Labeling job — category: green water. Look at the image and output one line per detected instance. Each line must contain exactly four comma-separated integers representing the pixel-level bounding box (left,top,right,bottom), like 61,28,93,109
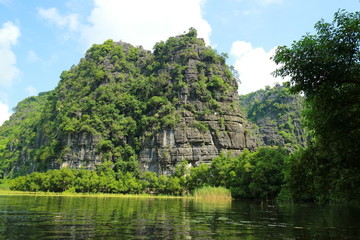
0,195,359,239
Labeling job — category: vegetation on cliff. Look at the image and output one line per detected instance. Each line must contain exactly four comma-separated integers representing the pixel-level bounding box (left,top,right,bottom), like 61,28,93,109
0,92,51,177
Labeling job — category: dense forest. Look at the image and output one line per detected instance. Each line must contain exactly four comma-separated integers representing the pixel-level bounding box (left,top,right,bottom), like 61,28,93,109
1,10,359,203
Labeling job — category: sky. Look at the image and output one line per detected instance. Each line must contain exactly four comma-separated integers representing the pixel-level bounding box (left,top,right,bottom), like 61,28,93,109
0,0,359,125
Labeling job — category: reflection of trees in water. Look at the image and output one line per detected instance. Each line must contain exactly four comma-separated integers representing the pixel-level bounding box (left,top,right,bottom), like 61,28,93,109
0,196,235,239
1,196,360,239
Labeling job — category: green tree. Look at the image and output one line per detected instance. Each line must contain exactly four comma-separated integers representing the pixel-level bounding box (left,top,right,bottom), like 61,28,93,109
273,10,360,202
140,171,159,193
186,164,209,192
167,177,184,196
247,147,287,199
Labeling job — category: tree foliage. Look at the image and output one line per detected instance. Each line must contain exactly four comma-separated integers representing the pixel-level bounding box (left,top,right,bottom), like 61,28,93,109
273,10,360,202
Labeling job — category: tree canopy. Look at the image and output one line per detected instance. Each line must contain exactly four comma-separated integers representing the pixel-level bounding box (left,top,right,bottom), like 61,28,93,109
273,10,359,163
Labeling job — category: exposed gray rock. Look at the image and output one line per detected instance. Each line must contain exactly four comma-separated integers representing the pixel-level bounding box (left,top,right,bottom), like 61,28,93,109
60,132,102,169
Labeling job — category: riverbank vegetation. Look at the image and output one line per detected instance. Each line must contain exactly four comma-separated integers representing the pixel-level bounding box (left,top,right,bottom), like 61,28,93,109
8,146,288,200
0,189,184,199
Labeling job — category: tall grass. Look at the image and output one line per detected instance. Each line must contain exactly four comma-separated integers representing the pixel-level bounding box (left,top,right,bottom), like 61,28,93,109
193,186,232,199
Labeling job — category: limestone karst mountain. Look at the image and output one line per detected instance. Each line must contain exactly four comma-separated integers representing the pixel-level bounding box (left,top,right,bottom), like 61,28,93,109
0,29,258,177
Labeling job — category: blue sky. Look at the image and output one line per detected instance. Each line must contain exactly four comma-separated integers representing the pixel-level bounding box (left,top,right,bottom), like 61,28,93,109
0,0,359,125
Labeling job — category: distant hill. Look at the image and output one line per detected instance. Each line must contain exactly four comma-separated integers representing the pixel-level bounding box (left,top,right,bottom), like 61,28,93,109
240,83,307,151
0,91,51,177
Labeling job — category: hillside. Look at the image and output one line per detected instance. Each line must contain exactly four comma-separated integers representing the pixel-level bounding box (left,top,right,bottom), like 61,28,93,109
0,29,257,178
240,83,307,151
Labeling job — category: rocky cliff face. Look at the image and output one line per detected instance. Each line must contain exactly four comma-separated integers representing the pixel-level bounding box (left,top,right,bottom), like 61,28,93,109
140,108,256,175
60,132,102,169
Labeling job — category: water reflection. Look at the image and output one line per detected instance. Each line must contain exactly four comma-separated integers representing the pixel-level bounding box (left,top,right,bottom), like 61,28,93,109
0,195,359,239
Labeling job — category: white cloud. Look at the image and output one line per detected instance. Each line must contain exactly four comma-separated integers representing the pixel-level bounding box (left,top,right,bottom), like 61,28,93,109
37,1,211,50
231,41,285,95
26,86,37,96
81,0,211,50
38,7,80,31
0,101,11,126
0,21,20,87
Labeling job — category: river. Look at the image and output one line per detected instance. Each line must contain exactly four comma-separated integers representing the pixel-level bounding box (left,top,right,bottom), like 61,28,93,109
0,195,359,239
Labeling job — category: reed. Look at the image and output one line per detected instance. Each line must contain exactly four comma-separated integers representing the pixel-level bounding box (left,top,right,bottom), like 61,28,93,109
193,186,232,199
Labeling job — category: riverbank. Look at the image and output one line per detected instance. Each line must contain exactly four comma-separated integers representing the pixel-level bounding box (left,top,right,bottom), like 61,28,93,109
0,189,188,199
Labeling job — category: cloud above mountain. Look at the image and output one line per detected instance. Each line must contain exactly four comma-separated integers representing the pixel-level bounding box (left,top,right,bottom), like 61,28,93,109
38,0,211,50
231,40,284,94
